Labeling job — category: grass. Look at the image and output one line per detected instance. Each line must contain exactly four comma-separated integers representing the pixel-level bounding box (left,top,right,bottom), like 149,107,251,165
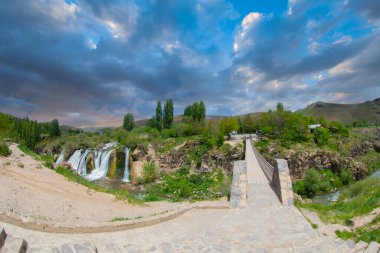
296,177,380,225
144,167,231,202
109,210,170,222
55,166,143,205
356,150,380,174
18,144,55,169
336,215,380,243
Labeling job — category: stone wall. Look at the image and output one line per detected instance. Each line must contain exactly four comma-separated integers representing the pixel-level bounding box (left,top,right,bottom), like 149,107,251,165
230,160,248,208
272,159,294,206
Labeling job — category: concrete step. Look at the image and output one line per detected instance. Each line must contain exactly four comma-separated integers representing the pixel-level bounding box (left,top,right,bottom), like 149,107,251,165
364,241,380,253
353,241,369,252
0,234,27,253
30,243,98,253
0,227,6,249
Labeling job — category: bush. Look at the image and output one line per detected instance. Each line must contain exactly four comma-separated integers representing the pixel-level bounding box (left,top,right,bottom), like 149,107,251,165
142,161,158,183
145,168,230,202
304,168,321,197
313,127,330,146
340,168,353,185
293,180,306,196
0,141,11,157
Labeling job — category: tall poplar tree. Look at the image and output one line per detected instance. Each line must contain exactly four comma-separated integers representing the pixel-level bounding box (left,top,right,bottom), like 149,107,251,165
163,99,174,129
155,101,163,131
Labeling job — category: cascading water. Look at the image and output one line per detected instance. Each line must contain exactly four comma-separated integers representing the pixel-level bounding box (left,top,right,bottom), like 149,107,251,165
66,142,130,181
85,149,113,181
122,147,130,182
55,151,65,166
78,149,91,175
67,150,82,172
67,149,90,175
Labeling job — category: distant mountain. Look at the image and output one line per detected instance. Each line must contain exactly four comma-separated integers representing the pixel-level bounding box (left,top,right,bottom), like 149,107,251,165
297,98,380,124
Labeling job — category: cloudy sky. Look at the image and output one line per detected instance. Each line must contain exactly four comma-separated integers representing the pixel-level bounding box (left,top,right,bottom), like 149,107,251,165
0,0,379,127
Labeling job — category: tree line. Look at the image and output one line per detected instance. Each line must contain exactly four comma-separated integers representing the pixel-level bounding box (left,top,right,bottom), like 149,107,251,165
0,113,61,149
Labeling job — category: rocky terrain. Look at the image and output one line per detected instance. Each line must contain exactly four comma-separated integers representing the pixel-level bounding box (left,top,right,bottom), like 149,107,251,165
260,128,380,180
131,140,244,179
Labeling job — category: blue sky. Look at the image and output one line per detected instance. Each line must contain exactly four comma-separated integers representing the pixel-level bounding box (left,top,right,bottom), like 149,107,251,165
0,0,379,127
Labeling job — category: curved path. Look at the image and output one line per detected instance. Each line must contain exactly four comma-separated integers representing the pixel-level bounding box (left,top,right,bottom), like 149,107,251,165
0,141,368,252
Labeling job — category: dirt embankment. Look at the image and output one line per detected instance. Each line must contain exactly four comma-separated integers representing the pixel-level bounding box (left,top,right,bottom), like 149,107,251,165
0,144,228,231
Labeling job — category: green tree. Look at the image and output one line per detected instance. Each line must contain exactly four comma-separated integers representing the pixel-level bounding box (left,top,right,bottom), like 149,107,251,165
123,113,135,131
163,99,174,129
219,117,239,135
192,101,199,121
199,101,206,120
276,102,284,112
183,101,206,122
50,118,60,138
155,101,163,131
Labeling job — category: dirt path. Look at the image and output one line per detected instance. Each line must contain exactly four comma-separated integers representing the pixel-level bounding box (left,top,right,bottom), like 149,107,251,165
0,144,227,231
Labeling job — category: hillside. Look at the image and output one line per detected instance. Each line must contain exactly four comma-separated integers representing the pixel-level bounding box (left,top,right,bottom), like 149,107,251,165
297,98,380,124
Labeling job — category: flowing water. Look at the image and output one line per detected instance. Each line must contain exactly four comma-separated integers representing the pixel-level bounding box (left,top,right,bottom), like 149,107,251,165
55,151,65,166
66,142,119,181
85,148,114,181
122,147,130,182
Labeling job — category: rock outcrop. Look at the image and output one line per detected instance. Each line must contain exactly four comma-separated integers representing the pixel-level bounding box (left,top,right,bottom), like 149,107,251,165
131,141,244,177
282,149,367,180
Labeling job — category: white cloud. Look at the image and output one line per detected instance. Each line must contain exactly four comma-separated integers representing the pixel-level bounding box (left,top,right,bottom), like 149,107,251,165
234,12,263,52
329,60,354,75
333,35,353,45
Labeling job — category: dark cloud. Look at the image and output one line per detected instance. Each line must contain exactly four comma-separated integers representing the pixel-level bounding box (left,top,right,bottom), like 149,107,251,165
0,0,379,126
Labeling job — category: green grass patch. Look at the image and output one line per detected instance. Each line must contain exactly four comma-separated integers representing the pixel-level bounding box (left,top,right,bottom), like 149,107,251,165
356,150,380,174
336,215,380,243
144,167,231,202
55,166,143,205
296,177,380,224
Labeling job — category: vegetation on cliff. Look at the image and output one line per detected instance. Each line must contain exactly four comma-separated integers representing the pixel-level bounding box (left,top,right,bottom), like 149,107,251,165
0,140,11,157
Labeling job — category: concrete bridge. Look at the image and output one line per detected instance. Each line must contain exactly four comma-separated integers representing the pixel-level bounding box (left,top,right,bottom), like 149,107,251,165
0,138,379,252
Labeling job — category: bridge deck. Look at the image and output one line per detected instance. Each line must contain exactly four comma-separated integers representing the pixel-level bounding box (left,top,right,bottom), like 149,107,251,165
245,139,269,184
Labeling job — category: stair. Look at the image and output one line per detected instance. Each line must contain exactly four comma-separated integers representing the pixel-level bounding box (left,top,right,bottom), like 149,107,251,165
0,227,27,253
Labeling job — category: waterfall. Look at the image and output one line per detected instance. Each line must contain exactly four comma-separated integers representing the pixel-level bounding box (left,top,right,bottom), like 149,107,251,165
65,142,125,181
85,149,113,181
78,149,91,175
85,142,117,181
55,151,65,166
67,149,90,175
67,150,83,172
122,147,130,182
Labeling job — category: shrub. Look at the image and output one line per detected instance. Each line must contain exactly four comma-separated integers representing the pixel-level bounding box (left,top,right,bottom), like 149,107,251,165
321,170,342,189
142,161,158,183
304,168,321,197
313,127,330,146
0,141,11,157
145,168,230,202
319,180,332,193
293,180,306,196
340,168,353,185
178,166,190,175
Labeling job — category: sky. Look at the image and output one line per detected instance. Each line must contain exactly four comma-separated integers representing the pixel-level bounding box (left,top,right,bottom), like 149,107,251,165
0,0,379,127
